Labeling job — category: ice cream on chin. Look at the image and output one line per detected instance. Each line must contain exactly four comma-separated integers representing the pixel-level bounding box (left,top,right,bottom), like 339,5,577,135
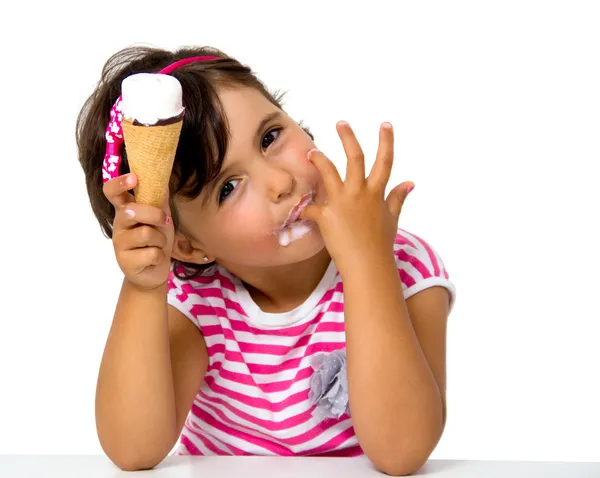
120,73,184,207
278,220,315,246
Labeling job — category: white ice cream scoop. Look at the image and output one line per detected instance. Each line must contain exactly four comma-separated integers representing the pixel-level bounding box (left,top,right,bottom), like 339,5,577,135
121,73,184,126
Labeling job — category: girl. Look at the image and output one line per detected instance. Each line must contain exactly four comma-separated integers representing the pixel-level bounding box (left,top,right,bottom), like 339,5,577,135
76,45,456,475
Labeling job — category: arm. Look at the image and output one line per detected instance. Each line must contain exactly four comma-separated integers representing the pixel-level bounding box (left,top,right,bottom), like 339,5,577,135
343,254,449,476
95,278,208,471
298,121,450,475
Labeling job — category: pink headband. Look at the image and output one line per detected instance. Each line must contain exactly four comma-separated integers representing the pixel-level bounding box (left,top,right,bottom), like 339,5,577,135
102,56,219,184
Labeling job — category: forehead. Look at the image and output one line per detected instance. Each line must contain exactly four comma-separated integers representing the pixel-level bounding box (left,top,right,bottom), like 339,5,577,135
218,86,278,134
216,87,283,168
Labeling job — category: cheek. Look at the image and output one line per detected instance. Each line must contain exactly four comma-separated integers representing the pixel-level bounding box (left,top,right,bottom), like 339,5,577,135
218,218,280,259
281,129,315,163
221,196,273,238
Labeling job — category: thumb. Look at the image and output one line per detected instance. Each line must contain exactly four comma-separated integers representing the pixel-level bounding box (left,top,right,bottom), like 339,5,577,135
299,204,321,223
387,182,414,220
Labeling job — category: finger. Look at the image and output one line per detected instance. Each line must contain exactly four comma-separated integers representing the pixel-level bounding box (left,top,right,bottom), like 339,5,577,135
114,202,171,231
162,190,172,217
308,149,343,195
387,182,414,220
122,246,167,269
299,204,321,223
336,121,365,188
368,122,395,191
117,225,168,251
103,173,137,208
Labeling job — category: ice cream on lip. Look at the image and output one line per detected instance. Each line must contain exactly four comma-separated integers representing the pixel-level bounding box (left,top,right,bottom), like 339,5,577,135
276,190,317,247
281,192,315,230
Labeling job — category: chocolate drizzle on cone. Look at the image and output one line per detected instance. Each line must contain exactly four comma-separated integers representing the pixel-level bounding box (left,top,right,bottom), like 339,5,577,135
131,111,185,127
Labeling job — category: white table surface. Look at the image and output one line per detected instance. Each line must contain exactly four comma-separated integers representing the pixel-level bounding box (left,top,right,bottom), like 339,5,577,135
0,455,599,477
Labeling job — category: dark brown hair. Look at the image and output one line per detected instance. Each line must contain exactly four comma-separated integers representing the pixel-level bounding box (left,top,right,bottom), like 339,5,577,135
76,45,313,280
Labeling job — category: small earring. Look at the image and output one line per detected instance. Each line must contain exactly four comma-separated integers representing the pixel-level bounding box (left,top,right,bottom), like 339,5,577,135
203,256,209,262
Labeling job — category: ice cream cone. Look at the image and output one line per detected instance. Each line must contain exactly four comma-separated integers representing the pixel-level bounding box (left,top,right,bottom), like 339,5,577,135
122,117,182,208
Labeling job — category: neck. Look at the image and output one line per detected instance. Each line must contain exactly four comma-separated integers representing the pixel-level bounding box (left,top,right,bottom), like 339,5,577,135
224,247,332,313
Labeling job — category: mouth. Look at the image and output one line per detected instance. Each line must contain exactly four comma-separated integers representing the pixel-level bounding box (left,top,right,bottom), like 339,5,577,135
281,192,314,229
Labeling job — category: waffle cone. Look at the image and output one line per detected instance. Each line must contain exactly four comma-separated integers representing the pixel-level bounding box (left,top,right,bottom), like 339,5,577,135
122,118,183,208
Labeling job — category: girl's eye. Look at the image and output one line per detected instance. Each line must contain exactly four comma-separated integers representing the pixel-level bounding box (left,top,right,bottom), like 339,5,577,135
217,128,281,205
218,178,240,204
262,128,281,150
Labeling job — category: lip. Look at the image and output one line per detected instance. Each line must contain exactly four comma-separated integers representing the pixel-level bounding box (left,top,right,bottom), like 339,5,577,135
282,192,314,229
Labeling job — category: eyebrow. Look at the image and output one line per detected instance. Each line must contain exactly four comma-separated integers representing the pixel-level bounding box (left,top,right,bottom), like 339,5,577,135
201,110,283,206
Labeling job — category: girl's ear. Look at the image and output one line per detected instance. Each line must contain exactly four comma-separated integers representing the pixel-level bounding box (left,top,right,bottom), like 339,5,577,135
171,231,211,264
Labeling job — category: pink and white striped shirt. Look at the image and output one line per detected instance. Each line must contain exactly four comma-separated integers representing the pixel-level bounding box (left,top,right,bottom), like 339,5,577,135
166,228,456,457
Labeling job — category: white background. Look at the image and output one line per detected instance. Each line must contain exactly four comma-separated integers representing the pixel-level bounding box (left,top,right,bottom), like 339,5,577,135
0,0,598,462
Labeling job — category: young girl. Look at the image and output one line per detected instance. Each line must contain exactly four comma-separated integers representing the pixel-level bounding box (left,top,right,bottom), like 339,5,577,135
76,45,456,475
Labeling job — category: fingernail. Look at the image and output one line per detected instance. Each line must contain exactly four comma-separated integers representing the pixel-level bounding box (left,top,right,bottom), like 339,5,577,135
127,174,135,185
166,215,172,225
125,209,135,218
337,120,348,127
407,184,415,194
383,122,393,130
308,148,319,160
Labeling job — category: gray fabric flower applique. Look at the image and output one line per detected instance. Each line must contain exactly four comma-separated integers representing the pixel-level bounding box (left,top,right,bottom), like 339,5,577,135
308,349,350,420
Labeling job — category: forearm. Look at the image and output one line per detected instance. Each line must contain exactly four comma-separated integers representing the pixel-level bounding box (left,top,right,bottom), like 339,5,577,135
342,255,444,475
96,278,177,469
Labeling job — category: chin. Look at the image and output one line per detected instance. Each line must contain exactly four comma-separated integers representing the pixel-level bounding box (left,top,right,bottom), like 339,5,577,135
277,223,326,262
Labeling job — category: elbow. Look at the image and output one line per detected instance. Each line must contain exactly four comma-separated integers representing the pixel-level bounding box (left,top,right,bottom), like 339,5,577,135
105,445,170,472
96,420,177,471
99,432,173,472
112,455,165,472
374,455,428,476
369,425,444,476
366,438,433,476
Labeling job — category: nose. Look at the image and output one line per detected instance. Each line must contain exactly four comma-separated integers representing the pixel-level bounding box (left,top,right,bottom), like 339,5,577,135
264,164,295,202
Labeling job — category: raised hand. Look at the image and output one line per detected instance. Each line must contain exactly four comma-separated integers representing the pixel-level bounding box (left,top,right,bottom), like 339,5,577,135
300,121,414,275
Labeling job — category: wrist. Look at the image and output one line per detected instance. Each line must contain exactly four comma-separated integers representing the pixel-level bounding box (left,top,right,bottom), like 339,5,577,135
123,277,169,296
335,249,396,278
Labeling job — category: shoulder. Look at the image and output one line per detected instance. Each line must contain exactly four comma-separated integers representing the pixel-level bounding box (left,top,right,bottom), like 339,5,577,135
167,261,225,298
393,228,457,313
167,262,233,328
